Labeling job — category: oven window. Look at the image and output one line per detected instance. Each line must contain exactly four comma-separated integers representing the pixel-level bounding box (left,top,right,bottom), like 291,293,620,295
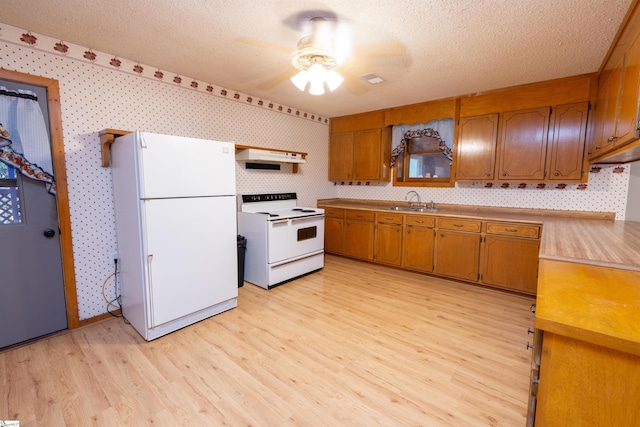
297,226,317,241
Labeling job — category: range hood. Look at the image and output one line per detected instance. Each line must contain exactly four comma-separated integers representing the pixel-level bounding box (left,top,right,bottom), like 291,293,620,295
235,148,306,164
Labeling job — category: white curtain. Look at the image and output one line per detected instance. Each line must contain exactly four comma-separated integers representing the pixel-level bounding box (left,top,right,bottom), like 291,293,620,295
391,118,455,167
0,86,53,175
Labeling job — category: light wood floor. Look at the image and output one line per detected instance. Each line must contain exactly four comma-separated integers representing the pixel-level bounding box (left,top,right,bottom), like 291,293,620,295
1,255,535,426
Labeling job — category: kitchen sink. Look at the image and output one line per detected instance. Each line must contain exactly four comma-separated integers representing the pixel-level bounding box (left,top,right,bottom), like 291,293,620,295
387,205,414,211
387,205,441,213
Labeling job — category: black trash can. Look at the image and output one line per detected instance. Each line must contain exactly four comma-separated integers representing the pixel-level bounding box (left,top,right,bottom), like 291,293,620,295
237,235,247,287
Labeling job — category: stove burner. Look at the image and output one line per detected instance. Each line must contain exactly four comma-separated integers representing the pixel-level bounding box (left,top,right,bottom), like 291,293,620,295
257,212,279,217
291,208,303,211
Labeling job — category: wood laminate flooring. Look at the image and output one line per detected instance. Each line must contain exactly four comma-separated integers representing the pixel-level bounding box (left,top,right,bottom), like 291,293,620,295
1,255,535,426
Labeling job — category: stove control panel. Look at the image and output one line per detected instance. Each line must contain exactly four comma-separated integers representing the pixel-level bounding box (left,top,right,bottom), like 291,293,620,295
242,193,297,203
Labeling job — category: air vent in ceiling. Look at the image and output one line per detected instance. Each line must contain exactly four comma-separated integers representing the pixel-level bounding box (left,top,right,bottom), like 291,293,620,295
359,73,386,84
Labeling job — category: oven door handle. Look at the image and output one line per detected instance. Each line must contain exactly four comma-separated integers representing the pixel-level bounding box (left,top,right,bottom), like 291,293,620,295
270,219,290,225
291,215,324,224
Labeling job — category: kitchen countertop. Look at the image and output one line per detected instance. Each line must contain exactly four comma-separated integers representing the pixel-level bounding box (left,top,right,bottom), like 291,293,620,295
536,259,640,356
317,198,640,271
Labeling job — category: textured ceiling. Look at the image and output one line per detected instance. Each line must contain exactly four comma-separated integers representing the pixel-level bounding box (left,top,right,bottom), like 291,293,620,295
0,0,634,118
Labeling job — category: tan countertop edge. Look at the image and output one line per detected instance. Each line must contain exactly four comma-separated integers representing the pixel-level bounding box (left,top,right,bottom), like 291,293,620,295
535,259,640,356
316,198,615,221
538,253,640,273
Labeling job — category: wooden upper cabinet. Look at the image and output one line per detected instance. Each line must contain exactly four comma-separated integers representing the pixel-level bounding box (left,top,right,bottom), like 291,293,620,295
596,57,624,156
329,111,390,182
353,128,382,180
329,132,354,180
497,107,551,180
547,102,589,181
456,113,499,180
615,28,640,149
589,10,640,163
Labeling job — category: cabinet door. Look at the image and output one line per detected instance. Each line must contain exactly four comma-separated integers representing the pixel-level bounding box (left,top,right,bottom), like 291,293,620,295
615,30,640,148
329,132,354,180
535,332,640,426
456,113,499,180
344,220,375,260
375,223,403,266
434,230,481,281
353,128,382,180
482,235,540,294
603,58,624,153
547,102,588,181
498,107,550,180
324,217,344,254
402,226,434,272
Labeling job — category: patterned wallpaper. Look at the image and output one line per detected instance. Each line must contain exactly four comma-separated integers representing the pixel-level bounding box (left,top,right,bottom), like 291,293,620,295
0,23,333,320
335,163,631,217
0,22,633,321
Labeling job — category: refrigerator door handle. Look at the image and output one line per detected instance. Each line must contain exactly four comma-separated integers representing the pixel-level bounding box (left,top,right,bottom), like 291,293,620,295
146,253,155,328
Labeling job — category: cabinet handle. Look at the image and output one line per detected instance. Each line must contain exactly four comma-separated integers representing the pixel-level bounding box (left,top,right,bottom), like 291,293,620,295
527,342,534,350
502,172,507,176
528,328,534,335
530,303,536,313
608,136,615,143
505,228,518,232
554,171,560,176
453,224,464,227
486,172,491,176
416,220,424,224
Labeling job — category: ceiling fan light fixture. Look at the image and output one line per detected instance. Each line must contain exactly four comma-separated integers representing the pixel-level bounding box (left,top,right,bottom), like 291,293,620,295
325,69,344,91
308,79,325,96
290,70,309,91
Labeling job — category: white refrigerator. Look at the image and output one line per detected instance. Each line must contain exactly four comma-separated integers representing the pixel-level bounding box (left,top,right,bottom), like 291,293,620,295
111,131,238,341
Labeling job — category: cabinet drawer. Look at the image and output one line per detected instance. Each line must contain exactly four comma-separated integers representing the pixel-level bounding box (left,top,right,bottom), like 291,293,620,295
376,212,403,224
345,210,375,222
486,222,540,238
405,215,435,228
437,218,481,233
324,207,344,219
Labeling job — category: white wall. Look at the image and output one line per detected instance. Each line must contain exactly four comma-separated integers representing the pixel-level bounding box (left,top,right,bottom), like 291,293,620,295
1,22,633,320
626,161,640,221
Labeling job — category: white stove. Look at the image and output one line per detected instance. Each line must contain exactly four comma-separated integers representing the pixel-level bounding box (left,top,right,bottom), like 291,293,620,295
237,193,324,289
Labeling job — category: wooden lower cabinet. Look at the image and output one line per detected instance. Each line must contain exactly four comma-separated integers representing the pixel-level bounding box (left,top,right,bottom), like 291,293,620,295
325,217,344,254
324,208,345,254
344,210,375,260
482,235,540,294
534,332,640,426
374,213,403,266
434,230,481,281
402,215,435,272
323,207,542,295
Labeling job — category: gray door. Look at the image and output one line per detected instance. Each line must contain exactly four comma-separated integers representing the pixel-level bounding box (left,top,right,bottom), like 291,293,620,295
0,81,67,348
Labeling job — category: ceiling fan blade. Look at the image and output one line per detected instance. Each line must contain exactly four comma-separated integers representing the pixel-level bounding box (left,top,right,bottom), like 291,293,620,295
234,37,291,54
354,39,407,58
340,69,370,96
256,68,297,90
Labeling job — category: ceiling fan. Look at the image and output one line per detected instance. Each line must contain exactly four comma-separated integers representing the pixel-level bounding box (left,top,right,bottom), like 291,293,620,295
236,10,407,96
289,17,349,95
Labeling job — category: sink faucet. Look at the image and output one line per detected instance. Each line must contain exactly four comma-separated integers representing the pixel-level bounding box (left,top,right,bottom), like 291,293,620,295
405,190,421,207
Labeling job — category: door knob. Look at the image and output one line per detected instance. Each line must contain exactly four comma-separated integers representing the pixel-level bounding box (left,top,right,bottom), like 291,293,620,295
43,228,56,238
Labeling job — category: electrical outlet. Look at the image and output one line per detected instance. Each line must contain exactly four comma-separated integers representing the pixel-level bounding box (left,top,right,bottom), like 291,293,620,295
112,251,119,261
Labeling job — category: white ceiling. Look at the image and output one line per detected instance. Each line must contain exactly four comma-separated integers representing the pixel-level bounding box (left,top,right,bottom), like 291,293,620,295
0,0,633,118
